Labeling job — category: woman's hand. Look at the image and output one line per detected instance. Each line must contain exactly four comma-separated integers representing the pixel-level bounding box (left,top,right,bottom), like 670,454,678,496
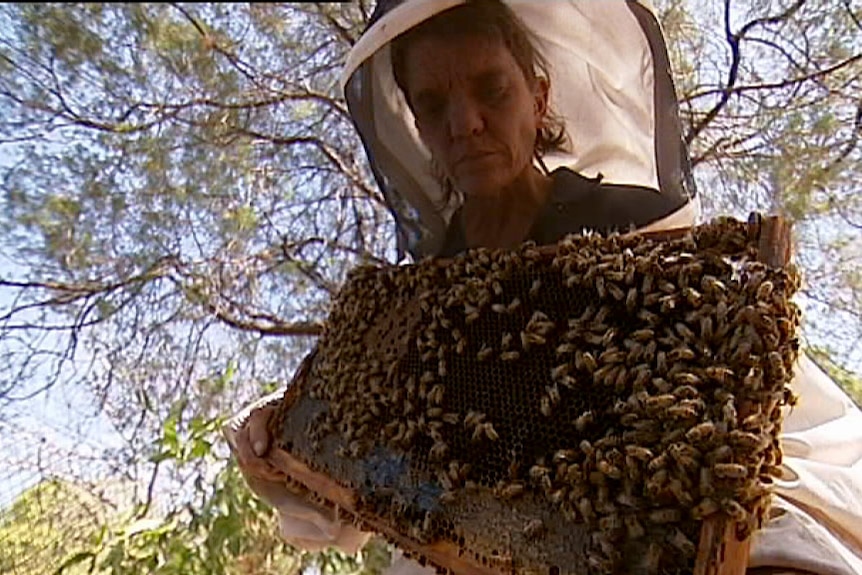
233,404,285,484
229,401,372,553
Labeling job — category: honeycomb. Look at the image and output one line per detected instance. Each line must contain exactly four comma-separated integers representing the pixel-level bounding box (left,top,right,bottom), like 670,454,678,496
273,215,801,575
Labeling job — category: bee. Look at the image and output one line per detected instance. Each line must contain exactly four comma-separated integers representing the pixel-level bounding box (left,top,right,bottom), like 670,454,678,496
551,364,570,382
523,518,545,540
556,342,576,356
607,282,626,301
529,279,542,299
647,452,670,474
501,332,513,349
668,345,696,362
761,463,785,479
637,308,661,326
631,328,655,343
742,411,770,431
631,366,652,391
477,344,494,362
722,498,748,522
599,348,626,364
756,280,774,301
546,383,561,405
641,274,655,295
426,407,443,419
593,363,618,386
651,377,672,393
464,410,485,428
672,372,703,387
499,481,526,500
597,460,623,480
669,478,694,506
704,365,733,385
599,513,622,534
447,460,463,483
624,445,653,463
686,421,716,444
767,350,787,379
564,463,583,484
501,350,520,362
483,422,499,441
721,399,738,427
645,394,677,414
439,490,457,505
577,497,596,522
577,350,598,373
437,359,447,378
648,507,681,524
553,449,578,464
655,350,668,374
729,429,766,453
705,444,733,465
672,384,699,400
595,275,607,299
667,527,696,557
643,339,658,362
521,331,546,349
549,487,568,506
420,370,436,385
691,496,720,519
714,462,748,479
427,384,445,406
540,395,552,417
668,442,700,469
507,297,521,313
660,294,679,314
683,286,703,308
529,464,551,484
429,441,448,461
574,410,594,432
580,439,595,457
625,287,639,312
675,322,696,342
701,275,727,296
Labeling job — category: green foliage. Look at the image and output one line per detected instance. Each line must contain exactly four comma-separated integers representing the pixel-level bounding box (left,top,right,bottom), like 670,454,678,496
0,479,104,575
808,347,862,407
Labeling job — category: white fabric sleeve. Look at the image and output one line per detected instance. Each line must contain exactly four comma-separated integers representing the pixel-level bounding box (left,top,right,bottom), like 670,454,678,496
749,353,862,574
224,390,373,554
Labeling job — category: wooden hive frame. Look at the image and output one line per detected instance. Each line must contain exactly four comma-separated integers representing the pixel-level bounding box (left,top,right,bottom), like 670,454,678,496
263,214,794,575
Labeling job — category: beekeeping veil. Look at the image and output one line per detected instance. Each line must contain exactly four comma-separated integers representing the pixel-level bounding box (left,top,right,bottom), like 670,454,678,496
341,0,699,259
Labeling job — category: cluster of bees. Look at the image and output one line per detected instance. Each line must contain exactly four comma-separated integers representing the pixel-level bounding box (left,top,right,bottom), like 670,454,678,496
284,216,801,575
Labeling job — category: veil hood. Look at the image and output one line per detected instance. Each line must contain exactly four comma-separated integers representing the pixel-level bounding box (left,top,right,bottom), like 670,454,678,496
341,0,699,258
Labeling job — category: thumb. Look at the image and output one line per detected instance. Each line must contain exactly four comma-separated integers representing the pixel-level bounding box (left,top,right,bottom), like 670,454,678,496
249,407,275,456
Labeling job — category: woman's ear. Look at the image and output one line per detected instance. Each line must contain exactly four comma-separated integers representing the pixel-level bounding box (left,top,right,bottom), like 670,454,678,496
533,76,550,123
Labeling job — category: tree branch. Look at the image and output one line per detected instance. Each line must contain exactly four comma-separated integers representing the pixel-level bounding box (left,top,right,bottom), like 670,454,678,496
685,0,808,144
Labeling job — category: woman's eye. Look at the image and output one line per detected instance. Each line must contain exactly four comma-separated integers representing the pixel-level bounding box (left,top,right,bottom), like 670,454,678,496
481,83,507,104
414,96,446,120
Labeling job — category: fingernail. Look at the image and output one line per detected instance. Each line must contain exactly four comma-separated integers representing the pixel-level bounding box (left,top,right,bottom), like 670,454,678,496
253,440,266,456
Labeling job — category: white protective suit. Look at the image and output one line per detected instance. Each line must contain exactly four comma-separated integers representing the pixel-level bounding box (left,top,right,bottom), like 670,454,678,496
226,1,862,573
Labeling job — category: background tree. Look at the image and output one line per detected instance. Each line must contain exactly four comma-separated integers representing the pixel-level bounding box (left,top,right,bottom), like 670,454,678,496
0,1,859,573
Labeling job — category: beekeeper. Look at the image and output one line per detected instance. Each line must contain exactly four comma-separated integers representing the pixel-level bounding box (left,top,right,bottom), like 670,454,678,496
227,2,862,573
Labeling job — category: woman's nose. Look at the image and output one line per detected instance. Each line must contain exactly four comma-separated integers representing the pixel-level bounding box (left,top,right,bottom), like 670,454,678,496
448,98,484,139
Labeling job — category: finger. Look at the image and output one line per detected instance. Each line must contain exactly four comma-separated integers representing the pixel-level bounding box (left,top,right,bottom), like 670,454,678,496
234,422,257,465
249,406,275,457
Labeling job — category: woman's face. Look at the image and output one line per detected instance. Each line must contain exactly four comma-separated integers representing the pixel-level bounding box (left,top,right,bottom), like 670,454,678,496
402,33,548,199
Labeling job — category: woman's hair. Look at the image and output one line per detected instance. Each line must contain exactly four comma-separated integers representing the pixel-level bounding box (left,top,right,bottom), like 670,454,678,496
390,0,570,204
